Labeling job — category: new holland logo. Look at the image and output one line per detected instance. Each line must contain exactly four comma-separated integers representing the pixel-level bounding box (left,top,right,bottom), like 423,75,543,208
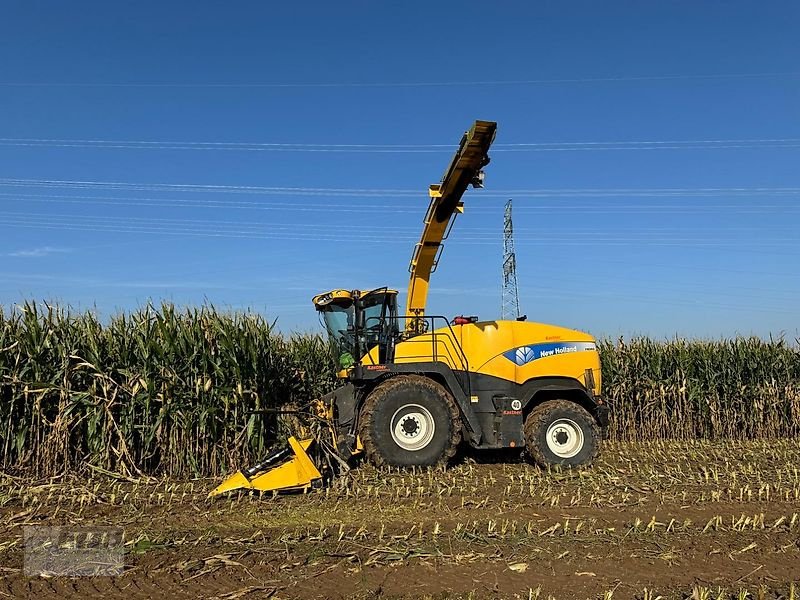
513,346,535,366
503,342,597,366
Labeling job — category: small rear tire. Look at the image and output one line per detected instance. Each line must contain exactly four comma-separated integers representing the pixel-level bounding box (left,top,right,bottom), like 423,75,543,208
524,399,600,468
359,375,461,468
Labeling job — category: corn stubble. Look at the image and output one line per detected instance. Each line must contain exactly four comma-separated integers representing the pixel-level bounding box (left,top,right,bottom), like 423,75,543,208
1,302,798,477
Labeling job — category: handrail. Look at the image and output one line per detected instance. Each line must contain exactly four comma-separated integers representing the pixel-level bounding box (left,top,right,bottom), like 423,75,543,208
397,315,469,372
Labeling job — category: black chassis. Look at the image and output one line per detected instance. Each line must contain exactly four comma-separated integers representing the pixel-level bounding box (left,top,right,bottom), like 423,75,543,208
322,362,609,454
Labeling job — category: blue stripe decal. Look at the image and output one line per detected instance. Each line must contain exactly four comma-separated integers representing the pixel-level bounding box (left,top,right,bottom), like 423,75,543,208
503,342,597,366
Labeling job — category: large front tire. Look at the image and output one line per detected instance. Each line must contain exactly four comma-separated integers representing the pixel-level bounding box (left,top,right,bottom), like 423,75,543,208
359,375,461,467
524,400,600,468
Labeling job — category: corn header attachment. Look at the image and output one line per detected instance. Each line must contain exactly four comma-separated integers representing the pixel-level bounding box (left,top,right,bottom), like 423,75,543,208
208,396,351,498
208,437,324,497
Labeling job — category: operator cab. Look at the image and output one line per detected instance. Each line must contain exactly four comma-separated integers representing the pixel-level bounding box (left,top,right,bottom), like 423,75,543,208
312,288,399,368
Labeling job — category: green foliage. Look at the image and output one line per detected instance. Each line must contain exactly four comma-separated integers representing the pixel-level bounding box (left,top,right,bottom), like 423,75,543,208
600,337,800,441
0,302,338,477
1,302,798,477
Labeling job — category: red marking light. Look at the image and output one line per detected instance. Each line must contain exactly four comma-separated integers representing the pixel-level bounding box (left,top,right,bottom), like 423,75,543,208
452,316,479,325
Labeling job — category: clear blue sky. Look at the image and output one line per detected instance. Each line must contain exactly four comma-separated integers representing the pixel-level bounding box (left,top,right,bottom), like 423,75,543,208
1,1,798,338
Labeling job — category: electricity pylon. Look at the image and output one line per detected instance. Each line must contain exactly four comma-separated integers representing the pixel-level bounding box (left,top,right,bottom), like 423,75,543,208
502,199,521,320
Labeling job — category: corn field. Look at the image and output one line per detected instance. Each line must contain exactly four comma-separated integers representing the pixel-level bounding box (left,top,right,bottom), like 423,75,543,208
600,337,800,441
0,302,338,478
1,302,798,477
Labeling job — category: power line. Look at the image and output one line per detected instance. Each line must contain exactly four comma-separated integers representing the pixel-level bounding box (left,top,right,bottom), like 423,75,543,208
3,193,800,221
493,143,800,152
0,178,420,196
0,141,447,153
2,247,795,317
1,178,799,198
4,214,800,248
8,208,799,233
1,218,409,242
484,187,800,197
0,192,422,212
0,70,797,88
499,137,800,147
0,136,798,152
0,137,457,148
2,211,420,232
3,191,800,215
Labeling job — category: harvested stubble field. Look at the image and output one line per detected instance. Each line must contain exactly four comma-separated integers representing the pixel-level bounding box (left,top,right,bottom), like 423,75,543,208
2,439,800,600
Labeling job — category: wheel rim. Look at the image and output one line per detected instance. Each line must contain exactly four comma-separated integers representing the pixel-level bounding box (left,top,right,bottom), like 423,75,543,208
390,404,436,451
545,418,584,459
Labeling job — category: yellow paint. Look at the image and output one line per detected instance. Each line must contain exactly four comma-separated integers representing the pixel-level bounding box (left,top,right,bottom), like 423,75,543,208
311,289,354,307
393,329,467,371
312,288,398,309
363,345,380,366
406,121,497,330
392,320,602,393
207,437,321,497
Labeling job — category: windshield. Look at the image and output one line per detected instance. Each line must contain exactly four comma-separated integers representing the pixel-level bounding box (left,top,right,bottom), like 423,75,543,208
319,291,397,368
321,304,355,367
361,294,386,332
322,304,354,345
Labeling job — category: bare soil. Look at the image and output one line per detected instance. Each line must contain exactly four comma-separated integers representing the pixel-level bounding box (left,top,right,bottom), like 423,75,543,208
1,440,799,599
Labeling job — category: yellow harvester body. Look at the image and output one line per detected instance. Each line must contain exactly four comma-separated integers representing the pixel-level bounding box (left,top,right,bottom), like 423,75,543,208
211,120,608,497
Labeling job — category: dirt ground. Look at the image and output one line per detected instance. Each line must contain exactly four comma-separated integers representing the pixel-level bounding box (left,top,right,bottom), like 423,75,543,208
1,440,799,599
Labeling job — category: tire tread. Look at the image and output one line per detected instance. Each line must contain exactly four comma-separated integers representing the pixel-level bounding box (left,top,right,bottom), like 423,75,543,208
523,399,600,468
359,375,461,467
